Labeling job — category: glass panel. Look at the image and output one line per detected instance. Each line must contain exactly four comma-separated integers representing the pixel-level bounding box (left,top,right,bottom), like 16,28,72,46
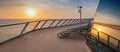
91,29,98,38
76,20,80,24
55,20,62,26
51,21,59,27
62,20,69,25
99,32,108,44
68,20,74,25
57,20,65,26
73,20,78,24
37,21,46,29
109,37,119,50
66,20,72,25
25,22,38,33
0,24,25,43
42,21,53,28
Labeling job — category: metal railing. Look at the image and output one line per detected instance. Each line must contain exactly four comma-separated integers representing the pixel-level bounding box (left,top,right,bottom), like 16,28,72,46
0,18,120,51
90,28,120,52
0,19,92,44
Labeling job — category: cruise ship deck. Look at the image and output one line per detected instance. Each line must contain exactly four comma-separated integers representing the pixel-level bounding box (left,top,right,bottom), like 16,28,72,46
0,19,119,52
0,24,91,52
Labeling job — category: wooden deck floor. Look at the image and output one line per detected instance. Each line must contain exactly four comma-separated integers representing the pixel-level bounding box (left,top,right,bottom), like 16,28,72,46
0,24,91,52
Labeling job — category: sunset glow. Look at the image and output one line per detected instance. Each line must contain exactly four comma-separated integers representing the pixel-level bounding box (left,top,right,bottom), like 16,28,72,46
0,0,99,19
27,8,35,17
97,28,102,32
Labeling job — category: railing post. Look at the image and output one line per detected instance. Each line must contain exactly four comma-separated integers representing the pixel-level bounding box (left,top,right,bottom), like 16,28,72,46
108,35,110,46
67,19,74,25
66,19,72,25
72,19,77,24
65,19,71,25
68,19,74,25
97,31,100,43
60,19,67,26
40,20,48,29
89,33,92,41
62,19,69,26
55,20,62,26
33,21,41,30
73,19,77,24
75,19,79,24
117,40,120,52
71,19,75,24
19,22,29,36
48,20,56,27
70,19,75,24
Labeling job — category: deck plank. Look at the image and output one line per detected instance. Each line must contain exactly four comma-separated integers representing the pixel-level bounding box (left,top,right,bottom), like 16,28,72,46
0,24,91,52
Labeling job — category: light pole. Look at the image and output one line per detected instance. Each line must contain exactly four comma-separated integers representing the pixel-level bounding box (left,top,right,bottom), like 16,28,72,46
78,6,82,25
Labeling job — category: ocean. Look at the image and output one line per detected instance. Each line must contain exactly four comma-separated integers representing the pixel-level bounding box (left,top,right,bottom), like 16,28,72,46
0,19,31,25
0,19,27,43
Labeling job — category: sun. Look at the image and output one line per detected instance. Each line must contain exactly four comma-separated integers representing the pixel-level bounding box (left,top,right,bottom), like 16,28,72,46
97,28,102,32
27,8,35,16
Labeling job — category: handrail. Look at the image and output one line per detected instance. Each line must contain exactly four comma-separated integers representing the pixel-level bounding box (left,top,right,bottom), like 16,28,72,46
1,18,119,51
0,19,93,44
0,19,93,27
90,28,120,51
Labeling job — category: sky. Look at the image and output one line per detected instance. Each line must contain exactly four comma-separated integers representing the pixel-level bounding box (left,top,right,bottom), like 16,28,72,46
0,0,99,20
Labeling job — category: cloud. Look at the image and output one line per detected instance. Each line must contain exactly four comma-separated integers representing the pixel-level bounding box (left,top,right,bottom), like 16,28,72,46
0,0,27,9
37,0,99,9
0,0,99,9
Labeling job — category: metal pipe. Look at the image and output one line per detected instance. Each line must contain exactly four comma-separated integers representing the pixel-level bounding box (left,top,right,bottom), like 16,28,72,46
60,20,67,26
40,21,48,29
33,21,41,30
65,19,72,25
48,20,56,27
55,20,62,26
108,35,110,46
19,22,29,36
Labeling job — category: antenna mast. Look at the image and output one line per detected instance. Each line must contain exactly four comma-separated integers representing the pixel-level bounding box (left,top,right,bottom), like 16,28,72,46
78,6,82,25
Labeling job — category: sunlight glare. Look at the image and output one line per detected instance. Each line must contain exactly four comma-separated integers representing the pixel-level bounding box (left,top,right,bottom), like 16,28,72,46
97,28,102,32
27,8,35,16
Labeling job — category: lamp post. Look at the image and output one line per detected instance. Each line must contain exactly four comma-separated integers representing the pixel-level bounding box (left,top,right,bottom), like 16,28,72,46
78,6,82,25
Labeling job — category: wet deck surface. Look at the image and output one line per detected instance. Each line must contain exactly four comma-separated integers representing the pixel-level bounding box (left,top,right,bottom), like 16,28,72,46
0,24,91,52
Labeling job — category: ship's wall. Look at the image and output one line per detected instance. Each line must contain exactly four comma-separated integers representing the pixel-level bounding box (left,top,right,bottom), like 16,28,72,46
91,0,120,49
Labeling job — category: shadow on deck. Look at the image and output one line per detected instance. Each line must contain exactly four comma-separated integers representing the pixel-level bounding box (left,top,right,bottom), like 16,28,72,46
0,24,91,52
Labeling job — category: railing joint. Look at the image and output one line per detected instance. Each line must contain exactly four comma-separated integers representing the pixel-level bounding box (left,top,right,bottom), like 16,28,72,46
19,22,29,36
